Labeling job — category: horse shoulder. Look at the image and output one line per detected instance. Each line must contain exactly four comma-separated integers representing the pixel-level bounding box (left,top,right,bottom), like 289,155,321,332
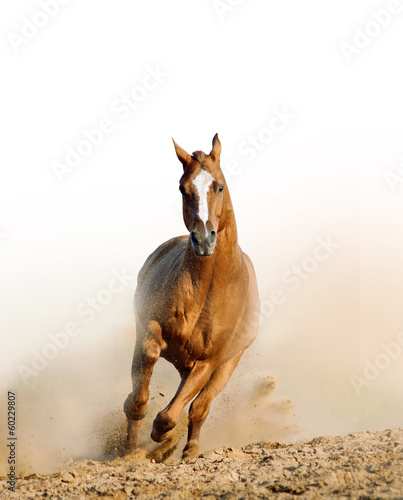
137,235,188,286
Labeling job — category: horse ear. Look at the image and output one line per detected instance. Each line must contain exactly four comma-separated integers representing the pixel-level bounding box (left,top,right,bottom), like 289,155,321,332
172,139,191,168
210,133,221,160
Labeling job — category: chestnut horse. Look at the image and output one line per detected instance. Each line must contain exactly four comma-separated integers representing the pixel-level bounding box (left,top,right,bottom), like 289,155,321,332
124,134,260,458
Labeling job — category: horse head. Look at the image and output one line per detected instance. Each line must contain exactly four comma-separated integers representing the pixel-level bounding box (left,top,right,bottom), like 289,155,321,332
173,134,229,257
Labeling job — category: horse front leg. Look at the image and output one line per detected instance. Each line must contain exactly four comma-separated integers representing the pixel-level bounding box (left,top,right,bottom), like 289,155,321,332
124,320,166,451
151,361,214,444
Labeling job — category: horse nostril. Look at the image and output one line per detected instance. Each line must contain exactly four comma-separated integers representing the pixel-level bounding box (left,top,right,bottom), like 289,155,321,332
210,231,216,243
191,231,199,246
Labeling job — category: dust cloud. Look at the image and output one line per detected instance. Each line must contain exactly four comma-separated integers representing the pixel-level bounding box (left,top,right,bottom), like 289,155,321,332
0,318,299,475
2,138,403,475
1,238,403,475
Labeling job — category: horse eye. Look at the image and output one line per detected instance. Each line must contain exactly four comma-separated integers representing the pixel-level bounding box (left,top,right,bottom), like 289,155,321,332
218,185,224,192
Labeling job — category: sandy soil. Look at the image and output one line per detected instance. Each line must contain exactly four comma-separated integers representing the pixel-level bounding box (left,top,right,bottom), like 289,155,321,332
1,428,402,499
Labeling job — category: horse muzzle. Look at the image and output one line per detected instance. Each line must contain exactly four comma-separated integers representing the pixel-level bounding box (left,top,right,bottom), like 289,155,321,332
190,222,216,257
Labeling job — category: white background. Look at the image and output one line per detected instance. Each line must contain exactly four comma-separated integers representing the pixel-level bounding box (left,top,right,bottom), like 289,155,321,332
1,0,403,472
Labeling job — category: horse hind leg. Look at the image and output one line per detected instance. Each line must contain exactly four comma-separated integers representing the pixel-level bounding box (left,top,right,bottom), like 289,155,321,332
124,320,166,451
182,351,243,459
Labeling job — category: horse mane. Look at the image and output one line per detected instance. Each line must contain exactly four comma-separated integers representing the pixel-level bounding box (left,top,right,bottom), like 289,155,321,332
191,150,206,163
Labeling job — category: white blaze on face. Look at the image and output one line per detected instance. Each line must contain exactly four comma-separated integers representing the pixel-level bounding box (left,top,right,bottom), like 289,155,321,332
192,169,214,225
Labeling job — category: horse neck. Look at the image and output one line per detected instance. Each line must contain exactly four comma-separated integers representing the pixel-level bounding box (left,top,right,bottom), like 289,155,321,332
184,193,240,294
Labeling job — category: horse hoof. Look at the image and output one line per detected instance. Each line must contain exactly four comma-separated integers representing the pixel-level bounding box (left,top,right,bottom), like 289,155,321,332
124,394,148,421
150,425,176,443
182,440,200,459
152,411,177,441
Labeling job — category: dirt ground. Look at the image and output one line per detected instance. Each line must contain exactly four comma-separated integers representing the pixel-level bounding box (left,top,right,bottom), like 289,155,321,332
1,428,403,499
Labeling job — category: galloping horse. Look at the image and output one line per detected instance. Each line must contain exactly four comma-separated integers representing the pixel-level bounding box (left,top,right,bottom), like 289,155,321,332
124,134,260,458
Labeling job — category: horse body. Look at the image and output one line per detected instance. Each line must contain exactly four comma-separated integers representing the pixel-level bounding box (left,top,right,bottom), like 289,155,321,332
124,134,260,458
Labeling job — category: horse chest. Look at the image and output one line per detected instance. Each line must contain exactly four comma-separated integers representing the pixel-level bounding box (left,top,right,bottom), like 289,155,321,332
160,299,219,366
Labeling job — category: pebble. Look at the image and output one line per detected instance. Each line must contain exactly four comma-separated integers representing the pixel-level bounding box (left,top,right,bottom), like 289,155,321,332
61,472,74,483
0,428,402,499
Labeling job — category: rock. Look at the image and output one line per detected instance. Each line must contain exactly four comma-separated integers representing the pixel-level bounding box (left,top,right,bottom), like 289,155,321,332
61,472,74,483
